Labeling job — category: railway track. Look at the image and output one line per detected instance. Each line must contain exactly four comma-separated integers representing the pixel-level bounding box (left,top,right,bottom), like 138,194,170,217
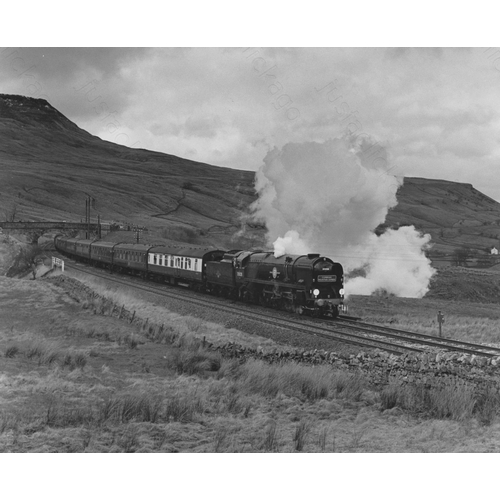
332,318,500,358
59,259,500,358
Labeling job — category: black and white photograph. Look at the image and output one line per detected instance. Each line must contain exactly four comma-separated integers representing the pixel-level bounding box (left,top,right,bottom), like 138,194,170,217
1,2,500,497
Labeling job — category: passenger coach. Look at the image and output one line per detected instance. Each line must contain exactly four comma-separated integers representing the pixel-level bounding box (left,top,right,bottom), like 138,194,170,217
147,245,224,287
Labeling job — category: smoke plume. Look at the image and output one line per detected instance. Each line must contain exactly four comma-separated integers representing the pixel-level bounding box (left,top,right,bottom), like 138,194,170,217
250,137,435,298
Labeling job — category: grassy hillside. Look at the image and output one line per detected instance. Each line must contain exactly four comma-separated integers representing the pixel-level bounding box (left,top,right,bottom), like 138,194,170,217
384,178,500,266
0,94,262,248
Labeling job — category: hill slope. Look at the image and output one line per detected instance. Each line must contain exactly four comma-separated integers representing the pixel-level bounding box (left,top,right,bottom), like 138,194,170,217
1,93,500,260
385,177,500,265
0,93,259,246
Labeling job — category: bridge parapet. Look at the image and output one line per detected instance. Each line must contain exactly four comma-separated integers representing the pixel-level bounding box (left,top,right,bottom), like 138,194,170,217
0,222,105,230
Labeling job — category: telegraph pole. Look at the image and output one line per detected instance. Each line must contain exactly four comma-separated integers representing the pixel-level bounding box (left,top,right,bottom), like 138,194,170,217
84,193,96,239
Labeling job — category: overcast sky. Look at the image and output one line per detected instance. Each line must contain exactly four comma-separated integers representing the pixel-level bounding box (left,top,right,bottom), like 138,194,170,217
2,46,500,201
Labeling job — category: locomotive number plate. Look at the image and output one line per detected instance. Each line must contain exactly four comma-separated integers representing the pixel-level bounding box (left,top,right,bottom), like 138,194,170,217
318,275,336,282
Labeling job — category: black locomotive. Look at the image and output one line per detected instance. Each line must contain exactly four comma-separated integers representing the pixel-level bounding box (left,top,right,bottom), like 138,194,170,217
54,236,344,317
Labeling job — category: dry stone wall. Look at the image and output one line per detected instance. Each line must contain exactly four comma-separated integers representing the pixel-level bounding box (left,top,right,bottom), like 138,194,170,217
49,274,500,392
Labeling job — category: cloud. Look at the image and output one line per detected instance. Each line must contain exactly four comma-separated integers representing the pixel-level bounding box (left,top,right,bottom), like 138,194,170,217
1,47,500,199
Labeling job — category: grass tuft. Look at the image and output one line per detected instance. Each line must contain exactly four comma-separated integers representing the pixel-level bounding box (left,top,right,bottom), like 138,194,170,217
4,346,20,358
293,421,310,452
166,346,221,376
262,420,279,452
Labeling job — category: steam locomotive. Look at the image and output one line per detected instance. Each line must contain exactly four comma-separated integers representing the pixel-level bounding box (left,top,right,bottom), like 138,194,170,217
54,236,344,317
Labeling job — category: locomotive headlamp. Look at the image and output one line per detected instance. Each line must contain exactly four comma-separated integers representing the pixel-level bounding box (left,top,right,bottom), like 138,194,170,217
313,289,320,297
339,288,344,296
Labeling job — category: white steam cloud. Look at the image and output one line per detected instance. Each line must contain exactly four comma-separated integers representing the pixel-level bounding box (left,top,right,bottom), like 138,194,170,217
250,137,435,298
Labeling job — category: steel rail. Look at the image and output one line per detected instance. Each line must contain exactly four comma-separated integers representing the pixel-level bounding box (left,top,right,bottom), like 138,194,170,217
334,318,500,358
59,258,498,358
61,261,420,355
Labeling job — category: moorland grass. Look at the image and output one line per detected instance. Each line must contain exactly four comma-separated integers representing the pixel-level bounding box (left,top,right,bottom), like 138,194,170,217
3,275,500,452
380,379,500,424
